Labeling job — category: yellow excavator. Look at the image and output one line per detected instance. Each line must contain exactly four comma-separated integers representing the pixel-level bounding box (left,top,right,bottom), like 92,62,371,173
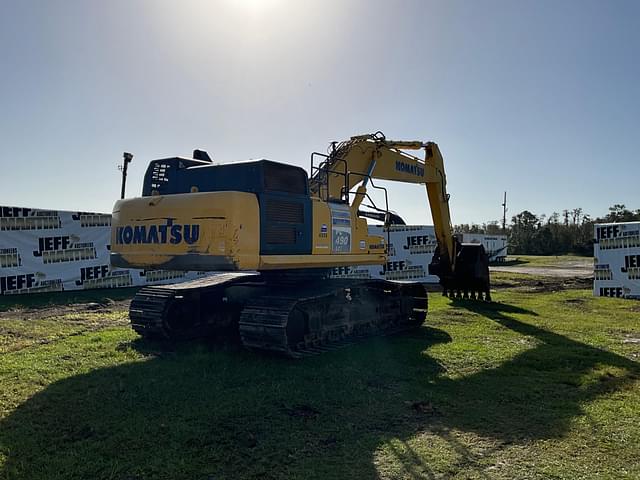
110,132,490,356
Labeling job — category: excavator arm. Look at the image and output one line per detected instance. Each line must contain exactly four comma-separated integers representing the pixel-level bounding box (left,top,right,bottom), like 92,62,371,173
309,132,491,300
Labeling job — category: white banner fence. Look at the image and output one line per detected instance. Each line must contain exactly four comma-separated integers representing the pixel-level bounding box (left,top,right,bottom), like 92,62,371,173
330,225,508,283
0,206,209,296
593,222,640,299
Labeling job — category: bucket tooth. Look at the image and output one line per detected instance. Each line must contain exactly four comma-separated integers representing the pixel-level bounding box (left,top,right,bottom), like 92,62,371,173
432,241,491,304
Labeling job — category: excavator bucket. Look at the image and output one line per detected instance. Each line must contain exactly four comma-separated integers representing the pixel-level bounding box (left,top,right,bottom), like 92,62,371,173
429,242,492,301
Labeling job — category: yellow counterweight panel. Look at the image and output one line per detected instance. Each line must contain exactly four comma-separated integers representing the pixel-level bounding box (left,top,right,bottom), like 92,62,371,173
110,191,261,271
111,192,388,273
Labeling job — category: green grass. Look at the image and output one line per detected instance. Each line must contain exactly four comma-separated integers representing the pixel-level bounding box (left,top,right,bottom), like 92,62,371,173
501,254,592,268
0,285,639,479
0,288,139,312
0,310,128,354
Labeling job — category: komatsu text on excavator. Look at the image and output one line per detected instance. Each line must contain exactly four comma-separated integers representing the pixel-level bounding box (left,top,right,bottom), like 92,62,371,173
111,132,491,357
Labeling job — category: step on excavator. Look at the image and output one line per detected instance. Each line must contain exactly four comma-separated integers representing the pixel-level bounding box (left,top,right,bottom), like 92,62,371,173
110,132,491,357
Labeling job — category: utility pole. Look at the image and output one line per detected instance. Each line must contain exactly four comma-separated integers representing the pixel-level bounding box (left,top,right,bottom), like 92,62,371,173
119,152,133,199
501,191,507,233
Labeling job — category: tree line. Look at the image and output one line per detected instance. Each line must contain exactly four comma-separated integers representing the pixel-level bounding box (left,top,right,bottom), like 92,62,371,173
455,204,640,256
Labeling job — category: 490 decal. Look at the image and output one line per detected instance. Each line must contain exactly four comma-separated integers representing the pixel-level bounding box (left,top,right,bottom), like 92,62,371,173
115,219,200,245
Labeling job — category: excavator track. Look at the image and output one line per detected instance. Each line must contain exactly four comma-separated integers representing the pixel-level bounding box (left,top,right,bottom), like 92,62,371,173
239,279,428,357
129,272,262,340
129,273,428,357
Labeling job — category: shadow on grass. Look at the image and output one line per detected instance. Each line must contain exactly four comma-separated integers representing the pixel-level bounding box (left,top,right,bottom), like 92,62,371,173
451,298,539,317
439,300,639,441
1,304,638,479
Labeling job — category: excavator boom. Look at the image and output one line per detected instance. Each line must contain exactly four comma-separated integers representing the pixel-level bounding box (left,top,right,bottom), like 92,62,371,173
309,132,491,299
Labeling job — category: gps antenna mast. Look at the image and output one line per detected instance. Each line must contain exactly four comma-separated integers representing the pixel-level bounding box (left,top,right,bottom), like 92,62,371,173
119,152,133,199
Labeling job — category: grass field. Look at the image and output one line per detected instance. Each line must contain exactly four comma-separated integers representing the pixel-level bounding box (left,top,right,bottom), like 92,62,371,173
499,255,592,268
0,273,639,479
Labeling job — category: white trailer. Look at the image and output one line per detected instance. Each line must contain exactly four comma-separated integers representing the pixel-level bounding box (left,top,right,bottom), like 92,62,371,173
461,233,508,263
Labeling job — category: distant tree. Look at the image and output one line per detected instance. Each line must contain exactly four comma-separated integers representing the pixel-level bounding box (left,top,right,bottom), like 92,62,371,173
454,223,487,234
571,208,583,225
533,226,554,254
484,221,501,235
508,208,597,255
603,204,640,222
509,210,540,254
462,203,636,256
454,223,471,233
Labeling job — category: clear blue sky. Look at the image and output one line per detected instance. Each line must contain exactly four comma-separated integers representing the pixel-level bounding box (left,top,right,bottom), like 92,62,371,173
1,0,638,225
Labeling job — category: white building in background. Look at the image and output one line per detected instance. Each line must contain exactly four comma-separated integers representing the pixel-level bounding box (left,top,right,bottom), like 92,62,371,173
593,222,640,299
461,233,508,263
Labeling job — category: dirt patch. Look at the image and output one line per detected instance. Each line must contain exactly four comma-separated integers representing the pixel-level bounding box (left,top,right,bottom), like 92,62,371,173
562,298,592,311
564,298,586,304
564,298,587,307
490,279,518,289
493,276,592,293
491,257,594,292
491,262,592,279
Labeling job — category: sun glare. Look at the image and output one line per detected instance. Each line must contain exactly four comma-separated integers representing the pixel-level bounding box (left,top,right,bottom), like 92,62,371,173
230,0,282,12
